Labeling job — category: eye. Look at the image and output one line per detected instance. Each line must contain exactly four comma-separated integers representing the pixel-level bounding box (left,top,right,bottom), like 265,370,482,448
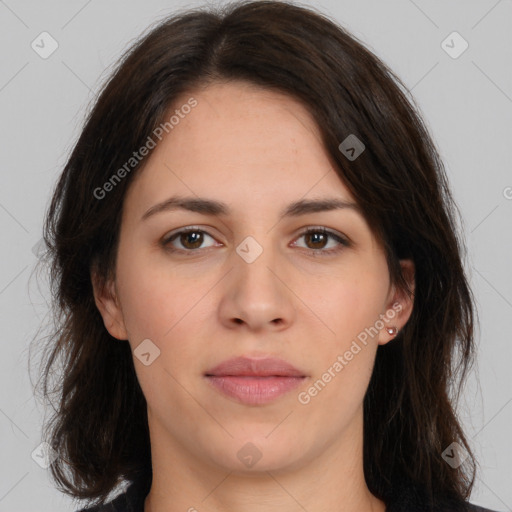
292,227,350,256
161,226,350,257
162,227,218,254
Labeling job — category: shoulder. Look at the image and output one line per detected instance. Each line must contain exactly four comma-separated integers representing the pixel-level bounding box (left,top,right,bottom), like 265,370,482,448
385,481,502,512
75,478,149,512
465,504,501,512
74,479,501,512
385,498,501,512
75,490,130,512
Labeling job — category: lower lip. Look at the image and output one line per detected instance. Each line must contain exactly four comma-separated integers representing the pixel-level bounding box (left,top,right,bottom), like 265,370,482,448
205,375,305,405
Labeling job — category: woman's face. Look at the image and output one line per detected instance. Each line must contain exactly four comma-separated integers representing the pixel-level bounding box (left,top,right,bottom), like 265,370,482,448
93,80,414,473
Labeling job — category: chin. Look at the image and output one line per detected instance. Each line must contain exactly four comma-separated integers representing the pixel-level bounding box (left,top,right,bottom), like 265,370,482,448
202,433,308,474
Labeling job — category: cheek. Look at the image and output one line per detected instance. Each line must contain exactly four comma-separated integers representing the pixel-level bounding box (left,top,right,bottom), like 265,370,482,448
114,245,185,342
115,256,205,410
115,251,214,377
310,270,386,345
307,280,382,412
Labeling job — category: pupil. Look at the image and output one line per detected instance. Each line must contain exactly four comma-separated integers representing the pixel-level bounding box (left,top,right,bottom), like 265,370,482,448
184,232,202,248
309,232,325,248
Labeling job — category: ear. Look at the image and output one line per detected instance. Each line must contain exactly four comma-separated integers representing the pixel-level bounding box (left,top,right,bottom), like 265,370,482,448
378,259,415,346
90,268,128,340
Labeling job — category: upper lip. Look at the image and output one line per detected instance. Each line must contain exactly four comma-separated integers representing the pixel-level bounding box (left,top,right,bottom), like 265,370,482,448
205,356,306,377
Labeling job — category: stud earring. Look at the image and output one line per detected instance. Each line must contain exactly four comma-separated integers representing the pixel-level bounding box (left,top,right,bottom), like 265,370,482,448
386,326,398,336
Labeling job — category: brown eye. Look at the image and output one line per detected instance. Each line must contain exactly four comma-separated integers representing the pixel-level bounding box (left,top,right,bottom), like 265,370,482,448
293,227,350,256
163,228,217,253
304,231,329,249
178,231,204,249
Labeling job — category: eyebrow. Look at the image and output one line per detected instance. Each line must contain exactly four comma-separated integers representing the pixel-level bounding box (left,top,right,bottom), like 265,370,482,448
141,195,362,222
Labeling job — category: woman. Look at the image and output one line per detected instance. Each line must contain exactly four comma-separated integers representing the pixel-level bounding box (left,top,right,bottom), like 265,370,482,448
32,1,499,511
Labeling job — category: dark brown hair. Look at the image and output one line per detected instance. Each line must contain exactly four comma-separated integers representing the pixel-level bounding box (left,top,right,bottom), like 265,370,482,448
30,1,479,510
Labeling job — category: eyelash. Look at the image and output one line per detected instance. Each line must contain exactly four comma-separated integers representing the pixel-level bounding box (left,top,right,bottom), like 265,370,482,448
161,226,350,257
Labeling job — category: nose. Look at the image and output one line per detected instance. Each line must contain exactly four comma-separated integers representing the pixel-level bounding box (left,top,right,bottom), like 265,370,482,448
217,240,297,332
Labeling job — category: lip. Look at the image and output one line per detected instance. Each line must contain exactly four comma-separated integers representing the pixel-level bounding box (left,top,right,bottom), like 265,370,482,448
205,356,305,377
204,356,307,405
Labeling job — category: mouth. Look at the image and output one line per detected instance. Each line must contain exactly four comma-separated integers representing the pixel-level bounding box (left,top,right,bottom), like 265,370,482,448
204,356,307,405
204,375,306,405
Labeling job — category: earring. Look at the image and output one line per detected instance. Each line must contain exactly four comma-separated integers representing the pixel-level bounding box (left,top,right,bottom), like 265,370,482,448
386,326,398,336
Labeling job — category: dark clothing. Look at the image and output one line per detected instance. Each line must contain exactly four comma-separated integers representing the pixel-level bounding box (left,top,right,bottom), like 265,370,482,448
76,474,501,512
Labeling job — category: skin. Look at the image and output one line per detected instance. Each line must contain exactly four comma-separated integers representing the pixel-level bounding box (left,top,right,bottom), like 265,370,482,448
92,80,415,512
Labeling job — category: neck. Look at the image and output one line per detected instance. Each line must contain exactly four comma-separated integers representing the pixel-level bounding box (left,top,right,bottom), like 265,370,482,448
143,405,386,512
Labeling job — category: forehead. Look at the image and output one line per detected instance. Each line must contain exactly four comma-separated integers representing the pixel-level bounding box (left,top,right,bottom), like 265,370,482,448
166,80,326,160
124,80,357,216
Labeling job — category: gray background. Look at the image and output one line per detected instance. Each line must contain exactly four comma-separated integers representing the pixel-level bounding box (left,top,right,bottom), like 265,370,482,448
0,0,511,511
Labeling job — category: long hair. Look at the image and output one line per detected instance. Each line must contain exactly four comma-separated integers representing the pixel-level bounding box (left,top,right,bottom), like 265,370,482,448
30,1,478,510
